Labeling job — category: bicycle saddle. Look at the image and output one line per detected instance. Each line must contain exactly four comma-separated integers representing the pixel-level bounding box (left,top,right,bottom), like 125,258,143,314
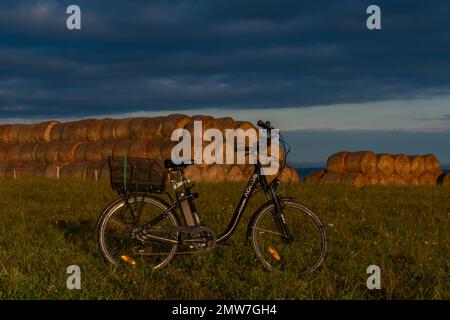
164,159,192,170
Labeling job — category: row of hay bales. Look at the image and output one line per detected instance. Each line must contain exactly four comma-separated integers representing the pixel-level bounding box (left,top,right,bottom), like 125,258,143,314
305,151,449,186
0,115,299,183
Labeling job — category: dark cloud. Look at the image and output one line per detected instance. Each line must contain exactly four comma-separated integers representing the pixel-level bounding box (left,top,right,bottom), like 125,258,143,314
1,0,450,119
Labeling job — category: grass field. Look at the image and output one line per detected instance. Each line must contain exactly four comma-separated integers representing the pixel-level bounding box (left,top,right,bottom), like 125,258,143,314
0,178,448,299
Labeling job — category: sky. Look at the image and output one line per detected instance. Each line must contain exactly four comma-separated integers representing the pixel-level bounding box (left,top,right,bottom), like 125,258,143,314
0,1,449,164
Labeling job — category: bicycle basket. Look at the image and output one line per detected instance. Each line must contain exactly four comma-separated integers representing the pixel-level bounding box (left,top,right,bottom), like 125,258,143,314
108,157,167,194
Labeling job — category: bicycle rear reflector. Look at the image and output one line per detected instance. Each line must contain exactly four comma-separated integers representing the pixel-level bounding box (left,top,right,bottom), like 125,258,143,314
121,255,137,266
268,247,281,261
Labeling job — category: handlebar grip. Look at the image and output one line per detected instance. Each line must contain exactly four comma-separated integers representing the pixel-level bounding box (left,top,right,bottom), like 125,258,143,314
257,120,271,129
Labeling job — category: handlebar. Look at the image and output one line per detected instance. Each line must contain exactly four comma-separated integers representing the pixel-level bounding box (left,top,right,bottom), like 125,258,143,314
257,120,272,130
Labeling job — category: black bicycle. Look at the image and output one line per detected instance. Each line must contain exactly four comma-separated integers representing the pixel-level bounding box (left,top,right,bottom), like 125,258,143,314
97,120,327,272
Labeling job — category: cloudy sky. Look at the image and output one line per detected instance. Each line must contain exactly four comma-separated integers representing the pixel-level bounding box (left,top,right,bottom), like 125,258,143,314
1,1,449,164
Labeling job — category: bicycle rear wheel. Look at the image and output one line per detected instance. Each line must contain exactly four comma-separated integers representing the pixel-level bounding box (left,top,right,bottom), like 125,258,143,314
250,199,327,273
98,194,179,270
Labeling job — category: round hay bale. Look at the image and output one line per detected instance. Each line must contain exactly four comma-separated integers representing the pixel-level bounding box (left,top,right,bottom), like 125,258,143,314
74,142,89,162
423,154,441,173
327,151,349,174
394,154,411,177
34,142,49,163
7,125,23,144
101,141,117,161
443,173,450,186
72,119,94,141
128,118,147,140
409,155,425,177
242,165,255,180
58,141,82,162
60,162,89,179
60,121,77,141
18,125,34,144
366,174,379,185
44,142,60,163
44,162,67,179
409,176,420,186
49,123,64,141
15,162,45,178
377,154,395,177
32,121,59,142
144,117,164,140
184,165,203,182
86,119,107,141
227,165,244,182
0,163,7,177
0,125,12,143
202,164,226,182
160,139,181,161
112,140,132,158
113,118,132,140
341,172,367,186
99,161,111,182
216,117,235,135
279,166,301,183
85,161,103,180
305,170,326,184
162,114,191,138
418,172,440,186
100,119,116,141
345,151,377,174
6,144,23,163
19,143,37,162
0,144,11,163
146,139,165,160
128,140,151,158
184,115,217,137
83,142,102,162
320,172,342,184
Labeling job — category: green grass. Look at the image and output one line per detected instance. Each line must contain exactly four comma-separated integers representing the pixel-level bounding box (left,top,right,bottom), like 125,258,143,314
0,178,448,299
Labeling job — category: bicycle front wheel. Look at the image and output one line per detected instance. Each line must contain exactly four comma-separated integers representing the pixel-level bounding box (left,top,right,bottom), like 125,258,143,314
250,200,327,273
98,194,179,270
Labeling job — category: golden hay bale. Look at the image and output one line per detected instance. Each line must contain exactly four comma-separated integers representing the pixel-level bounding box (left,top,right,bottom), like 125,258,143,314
146,139,165,159
409,176,420,186
85,161,103,180
386,173,408,186
83,142,102,162
345,151,377,174
341,172,367,186
71,119,94,141
227,165,244,182
141,117,164,140
44,162,67,179
32,121,59,142
86,119,108,141
418,172,440,186
7,125,23,144
160,139,180,161
184,115,217,136
98,161,111,182
112,140,132,158
49,123,64,141
113,118,132,140
6,144,23,163
0,144,11,163
18,125,34,144
162,114,191,138
19,143,37,162
74,142,89,162
127,140,149,158
34,142,49,163
60,162,90,179
202,164,226,182
394,154,411,177
216,117,235,134
0,125,12,143
101,141,116,161
423,154,441,173
320,172,342,184
242,165,255,180
128,118,147,140
377,154,395,177
366,174,379,185
100,119,116,141
0,163,7,177
443,173,450,186
184,165,203,182
304,170,326,184
44,142,60,163
58,141,82,162
409,155,425,177
60,121,78,141
279,166,301,183
327,151,349,174
13,162,46,178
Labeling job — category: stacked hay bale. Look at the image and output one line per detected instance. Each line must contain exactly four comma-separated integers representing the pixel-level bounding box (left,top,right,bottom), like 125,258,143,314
305,151,444,186
0,115,298,184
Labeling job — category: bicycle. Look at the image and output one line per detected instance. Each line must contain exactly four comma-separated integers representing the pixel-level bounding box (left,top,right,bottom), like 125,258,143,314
97,120,328,272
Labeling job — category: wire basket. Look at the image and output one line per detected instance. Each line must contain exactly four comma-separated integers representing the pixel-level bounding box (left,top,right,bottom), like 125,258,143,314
108,157,167,194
